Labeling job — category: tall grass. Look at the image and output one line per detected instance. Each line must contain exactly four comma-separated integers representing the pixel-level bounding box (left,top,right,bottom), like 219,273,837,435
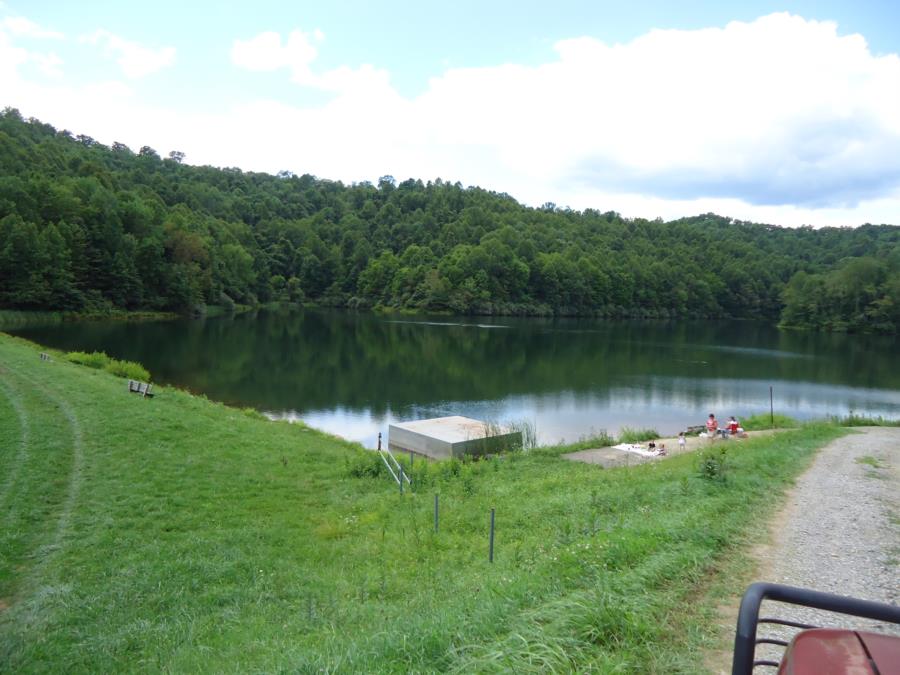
65,350,112,369
741,413,797,430
831,413,900,427
0,309,64,329
65,350,151,381
507,419,538,450
617,426,660,443
0,309,177,331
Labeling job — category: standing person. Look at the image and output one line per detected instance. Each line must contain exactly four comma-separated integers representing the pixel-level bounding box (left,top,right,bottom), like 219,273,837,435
728,416,740,435
678,431,686,451
706,414,718,439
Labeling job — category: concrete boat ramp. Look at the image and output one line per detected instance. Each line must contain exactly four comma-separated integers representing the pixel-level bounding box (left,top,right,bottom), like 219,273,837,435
564,430,775,469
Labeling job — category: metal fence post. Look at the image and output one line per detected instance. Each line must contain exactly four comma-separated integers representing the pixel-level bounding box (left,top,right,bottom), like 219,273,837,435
769,386,774,427
489,508,495,563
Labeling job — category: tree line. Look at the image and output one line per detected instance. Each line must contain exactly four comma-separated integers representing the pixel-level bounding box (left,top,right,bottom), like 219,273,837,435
0,108,898,332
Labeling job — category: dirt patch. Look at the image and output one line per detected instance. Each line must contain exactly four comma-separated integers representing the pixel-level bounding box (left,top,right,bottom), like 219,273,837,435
0,598,9,611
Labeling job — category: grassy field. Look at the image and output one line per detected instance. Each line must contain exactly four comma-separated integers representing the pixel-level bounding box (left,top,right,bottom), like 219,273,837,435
0,333,847,673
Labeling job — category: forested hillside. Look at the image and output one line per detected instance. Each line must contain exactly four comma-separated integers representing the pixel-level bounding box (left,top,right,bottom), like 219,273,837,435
1,108,898,332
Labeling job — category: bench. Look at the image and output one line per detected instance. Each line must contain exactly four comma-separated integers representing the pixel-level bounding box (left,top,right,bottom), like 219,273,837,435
39,352,52,361
127,379,154,398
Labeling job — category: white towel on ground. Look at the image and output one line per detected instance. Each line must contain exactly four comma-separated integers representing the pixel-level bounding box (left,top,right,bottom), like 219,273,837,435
612,443,658,458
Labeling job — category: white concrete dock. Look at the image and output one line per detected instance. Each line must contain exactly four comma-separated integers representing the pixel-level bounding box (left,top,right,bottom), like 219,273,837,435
388,415,522,460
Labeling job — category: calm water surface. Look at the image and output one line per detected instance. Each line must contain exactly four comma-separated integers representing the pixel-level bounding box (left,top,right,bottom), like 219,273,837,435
9,309,900,447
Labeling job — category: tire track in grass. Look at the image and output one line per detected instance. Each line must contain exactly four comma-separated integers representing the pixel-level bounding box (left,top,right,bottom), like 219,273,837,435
0,377,30,514
0,365,84,672
0,361,62,622
44,394,83,559
2,362,84,563
0,359,85,665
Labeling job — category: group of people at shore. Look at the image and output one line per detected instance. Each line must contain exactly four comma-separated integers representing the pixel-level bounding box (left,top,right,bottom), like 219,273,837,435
705,413,743,438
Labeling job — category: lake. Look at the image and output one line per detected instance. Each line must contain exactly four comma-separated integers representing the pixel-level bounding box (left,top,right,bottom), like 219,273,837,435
7,308,900,447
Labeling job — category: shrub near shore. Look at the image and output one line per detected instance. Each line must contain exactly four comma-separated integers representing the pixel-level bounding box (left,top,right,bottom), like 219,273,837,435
65,350,151,381
0,333,846,672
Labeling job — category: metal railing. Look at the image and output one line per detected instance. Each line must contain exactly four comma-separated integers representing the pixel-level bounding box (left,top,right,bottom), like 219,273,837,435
377,432,411,489
731,582,900,674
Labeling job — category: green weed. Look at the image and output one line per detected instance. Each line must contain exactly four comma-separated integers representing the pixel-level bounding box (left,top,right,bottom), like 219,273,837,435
855,455,882,468
65,350,111,369
698,447,729,482
104,359,150,381
66,350,151,381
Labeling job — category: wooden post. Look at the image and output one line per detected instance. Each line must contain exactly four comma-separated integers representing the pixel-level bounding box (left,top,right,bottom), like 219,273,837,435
377,432,382,452
489,508,495,563
399,465,404,495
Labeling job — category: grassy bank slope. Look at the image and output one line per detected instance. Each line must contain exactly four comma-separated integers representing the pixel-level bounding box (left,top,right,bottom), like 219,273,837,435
0,333,845,672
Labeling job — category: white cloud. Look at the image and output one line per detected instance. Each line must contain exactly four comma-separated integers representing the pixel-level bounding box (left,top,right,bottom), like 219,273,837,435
82,29,175,78
0,16,63,79
231,28,391,94
0,27,28,77
1,16,63,39
5,13,900,226
32,51,63,78
231,29,319,81
412,13,900,209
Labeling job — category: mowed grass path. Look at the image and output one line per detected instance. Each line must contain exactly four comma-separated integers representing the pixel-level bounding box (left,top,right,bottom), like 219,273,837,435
0,333,846,673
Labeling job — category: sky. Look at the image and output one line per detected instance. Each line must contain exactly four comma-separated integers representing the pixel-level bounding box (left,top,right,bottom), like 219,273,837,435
2,1,900,227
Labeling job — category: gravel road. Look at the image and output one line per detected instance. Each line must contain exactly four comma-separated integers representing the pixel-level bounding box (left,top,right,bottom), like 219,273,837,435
749,426,900,664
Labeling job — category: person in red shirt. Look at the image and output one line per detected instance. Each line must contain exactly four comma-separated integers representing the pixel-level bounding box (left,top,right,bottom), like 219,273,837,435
728,416,740,435
706,414,718,439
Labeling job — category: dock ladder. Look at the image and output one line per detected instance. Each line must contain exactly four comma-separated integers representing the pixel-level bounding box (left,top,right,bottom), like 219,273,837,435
377,432,411,489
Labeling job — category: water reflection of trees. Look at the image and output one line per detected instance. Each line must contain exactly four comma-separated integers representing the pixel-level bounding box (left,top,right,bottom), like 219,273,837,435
14,309,900,415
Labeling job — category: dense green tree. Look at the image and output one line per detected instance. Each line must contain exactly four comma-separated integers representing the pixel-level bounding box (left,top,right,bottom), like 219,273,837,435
0,110,897,332
0,215,43,307
780,256,900,332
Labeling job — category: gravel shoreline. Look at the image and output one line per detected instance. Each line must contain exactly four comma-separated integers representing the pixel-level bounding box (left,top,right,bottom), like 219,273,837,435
748,426,900,665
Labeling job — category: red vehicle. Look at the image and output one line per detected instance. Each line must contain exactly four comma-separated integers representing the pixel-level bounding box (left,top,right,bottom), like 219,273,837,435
731,583,900,674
